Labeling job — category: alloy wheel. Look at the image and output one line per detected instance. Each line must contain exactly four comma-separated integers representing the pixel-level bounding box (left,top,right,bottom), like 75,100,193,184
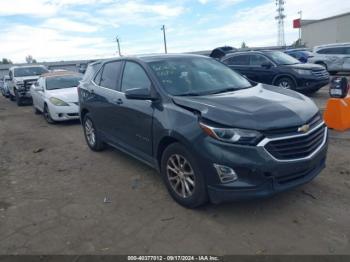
166,154,195,198
85,118,96,146
279,81,290,89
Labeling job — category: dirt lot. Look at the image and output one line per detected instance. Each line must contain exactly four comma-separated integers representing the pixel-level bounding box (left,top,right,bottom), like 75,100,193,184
0,86,350,255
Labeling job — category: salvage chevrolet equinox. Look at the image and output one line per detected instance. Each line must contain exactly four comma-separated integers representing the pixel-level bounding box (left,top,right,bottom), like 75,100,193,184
78,54,328,208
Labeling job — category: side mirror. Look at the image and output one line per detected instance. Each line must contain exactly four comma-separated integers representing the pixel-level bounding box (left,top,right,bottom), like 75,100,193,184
261,62,273,69
125,87,156,100
33,84,43,92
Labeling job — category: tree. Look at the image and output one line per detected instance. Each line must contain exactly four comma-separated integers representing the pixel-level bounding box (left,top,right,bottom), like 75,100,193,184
0,58,13,64
25,55,37,64
241,41,248,49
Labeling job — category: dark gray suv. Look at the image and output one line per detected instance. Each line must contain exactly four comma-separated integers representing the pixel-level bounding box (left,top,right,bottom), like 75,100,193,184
78,54,328,208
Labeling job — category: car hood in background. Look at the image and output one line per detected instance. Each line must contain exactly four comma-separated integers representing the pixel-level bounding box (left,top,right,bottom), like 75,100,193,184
14,76,40,82
46,87,78,103
172,84,319,131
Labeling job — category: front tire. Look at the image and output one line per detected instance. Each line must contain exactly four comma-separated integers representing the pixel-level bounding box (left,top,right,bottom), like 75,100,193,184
275,77,296,90
15,90,24,106
83,114,105,151
161,143,208,208
43,104,55,124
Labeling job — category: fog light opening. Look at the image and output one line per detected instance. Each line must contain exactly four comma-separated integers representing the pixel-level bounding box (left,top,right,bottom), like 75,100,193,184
214,164,238,183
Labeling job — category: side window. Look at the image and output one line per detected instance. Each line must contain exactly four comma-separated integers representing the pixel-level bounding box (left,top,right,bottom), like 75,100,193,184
250,54,269,66
223,55,249,66
99,61,123,90
318,47,345,55
121,62,151,92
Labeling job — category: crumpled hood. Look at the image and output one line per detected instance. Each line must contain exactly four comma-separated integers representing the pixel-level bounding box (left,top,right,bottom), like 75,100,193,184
172,84,319,131
46,87,78,103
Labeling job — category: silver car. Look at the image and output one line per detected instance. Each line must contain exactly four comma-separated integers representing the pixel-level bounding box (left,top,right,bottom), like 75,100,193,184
308,43,350,74
1,75,11,98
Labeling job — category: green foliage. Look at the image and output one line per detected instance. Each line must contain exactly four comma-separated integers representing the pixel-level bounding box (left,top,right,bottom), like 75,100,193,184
0,58,13,64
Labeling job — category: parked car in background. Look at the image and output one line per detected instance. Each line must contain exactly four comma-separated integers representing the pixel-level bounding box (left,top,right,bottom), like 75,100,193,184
78,54,328,208
1,75,11,98
8,65,49,106
284,48,313,63
210,46,238,60
308,43,350,74
30,71,82,123
221,50,329,94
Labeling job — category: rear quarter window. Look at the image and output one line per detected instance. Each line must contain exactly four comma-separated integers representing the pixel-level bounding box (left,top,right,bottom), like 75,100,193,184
82,63,101,82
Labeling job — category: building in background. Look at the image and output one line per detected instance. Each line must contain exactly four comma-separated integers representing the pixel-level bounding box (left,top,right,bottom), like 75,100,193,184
299,12,350,48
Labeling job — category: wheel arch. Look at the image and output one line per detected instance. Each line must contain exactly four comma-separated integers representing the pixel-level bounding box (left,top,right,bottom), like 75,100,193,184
272,74,298,88
80,108,89,122
156,132,194,171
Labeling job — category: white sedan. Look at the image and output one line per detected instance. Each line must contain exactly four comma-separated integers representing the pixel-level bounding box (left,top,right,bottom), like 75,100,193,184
30,72,82,123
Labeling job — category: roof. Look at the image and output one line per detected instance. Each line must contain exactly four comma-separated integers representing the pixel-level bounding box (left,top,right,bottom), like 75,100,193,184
314,42,350,50
302,12,350,26
100,53,208,64
41,71,81,78
9,65,47,70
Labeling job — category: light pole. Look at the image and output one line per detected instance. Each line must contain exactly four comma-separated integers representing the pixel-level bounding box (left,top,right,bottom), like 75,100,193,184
116,36,121,57
161,25,168,54
298,10,302,42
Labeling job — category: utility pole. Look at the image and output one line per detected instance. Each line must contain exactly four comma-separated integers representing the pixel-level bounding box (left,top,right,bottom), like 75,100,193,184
298,10,302,43
275,0,286,47
161,25,168,54
115,36,121,57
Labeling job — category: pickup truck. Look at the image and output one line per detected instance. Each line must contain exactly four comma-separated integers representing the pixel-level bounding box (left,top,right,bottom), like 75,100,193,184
8,65,49,106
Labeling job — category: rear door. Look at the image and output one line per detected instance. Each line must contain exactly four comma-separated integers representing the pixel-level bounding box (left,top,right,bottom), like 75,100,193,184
341,47,350,71
222,54,253,79
90,60,124,142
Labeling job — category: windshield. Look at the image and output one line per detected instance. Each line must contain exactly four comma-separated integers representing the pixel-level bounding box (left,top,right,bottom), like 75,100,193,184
14,67,49,77
46,75,82,90
266,51,300,65
147,57,252,96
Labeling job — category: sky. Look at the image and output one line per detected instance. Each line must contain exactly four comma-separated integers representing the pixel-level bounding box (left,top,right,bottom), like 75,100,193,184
0,0,350,63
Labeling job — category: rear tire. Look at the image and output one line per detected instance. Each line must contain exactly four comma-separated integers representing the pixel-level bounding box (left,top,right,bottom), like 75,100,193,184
83,113,105,151
161,143,208,208
34,106,41,115
275,77,296,90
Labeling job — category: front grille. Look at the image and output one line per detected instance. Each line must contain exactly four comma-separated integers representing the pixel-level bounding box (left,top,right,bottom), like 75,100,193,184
312,69,329,79
265,124,326,160
24,80,36,91
263,113,322,137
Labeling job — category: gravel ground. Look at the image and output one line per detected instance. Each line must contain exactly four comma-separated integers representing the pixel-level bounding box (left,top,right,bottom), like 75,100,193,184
0,85,349,255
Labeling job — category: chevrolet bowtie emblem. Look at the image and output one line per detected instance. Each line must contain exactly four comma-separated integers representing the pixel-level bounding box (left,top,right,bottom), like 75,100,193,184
298,124,310,133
